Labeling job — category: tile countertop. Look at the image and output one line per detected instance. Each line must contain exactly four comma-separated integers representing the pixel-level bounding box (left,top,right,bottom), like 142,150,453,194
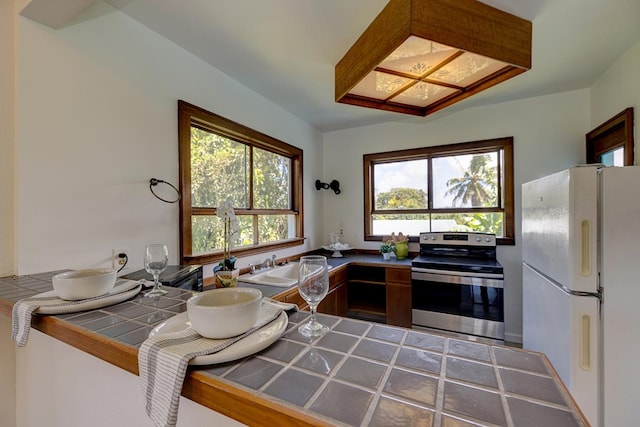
0,270,589,427
226,252,413,299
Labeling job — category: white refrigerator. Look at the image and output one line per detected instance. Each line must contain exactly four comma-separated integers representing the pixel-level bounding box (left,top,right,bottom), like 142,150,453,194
522,165,640,427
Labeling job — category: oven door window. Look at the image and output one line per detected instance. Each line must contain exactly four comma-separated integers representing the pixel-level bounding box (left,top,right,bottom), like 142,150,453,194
412,279,503,322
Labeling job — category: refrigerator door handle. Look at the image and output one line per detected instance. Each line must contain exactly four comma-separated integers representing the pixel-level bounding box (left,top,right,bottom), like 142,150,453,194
580,220,592,276
579,314,591,371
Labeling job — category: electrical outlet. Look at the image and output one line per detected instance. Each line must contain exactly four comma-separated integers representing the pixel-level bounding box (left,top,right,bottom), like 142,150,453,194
112,247,130,270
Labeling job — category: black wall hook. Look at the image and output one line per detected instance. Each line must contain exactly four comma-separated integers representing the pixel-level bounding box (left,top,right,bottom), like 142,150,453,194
315,179,341,195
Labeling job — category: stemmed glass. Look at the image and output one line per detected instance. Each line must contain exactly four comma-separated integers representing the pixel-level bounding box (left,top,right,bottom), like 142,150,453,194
297,255,329,337
144,244,168,297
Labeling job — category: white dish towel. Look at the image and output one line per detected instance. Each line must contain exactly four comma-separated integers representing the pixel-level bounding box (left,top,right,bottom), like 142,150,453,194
138,299,292,427
11,279,142,347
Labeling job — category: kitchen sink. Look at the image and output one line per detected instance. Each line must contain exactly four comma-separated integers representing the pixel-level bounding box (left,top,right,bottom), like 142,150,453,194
239,262,332,288
239,262,300,287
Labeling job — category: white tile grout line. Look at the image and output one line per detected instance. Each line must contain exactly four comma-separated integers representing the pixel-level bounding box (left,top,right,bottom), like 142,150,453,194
359,328,409,427
432,337,449,427
438,339,514,427
299,321,375,412
260,325,536,426
492,345,515,427
156,310,584,426
249,316,383,416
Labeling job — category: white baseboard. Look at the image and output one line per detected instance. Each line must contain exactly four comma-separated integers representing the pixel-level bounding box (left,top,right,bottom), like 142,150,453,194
505,332,523,345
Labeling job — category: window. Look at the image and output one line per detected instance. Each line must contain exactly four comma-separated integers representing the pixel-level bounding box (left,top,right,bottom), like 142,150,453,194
178,101,303,264
586,107,634,167
364,137,514,244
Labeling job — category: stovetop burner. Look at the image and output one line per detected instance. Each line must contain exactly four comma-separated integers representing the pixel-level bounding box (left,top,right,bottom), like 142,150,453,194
412,254,503,275
412,231,503,275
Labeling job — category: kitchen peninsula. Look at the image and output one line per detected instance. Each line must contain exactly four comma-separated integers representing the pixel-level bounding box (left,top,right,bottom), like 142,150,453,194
0,262,588,427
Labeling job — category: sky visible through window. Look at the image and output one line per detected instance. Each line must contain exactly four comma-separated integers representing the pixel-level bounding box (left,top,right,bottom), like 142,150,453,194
374,154,498,207
601,147,624,167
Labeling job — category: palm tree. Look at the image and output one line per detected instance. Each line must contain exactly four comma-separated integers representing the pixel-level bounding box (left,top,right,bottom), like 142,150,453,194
446,155,497,207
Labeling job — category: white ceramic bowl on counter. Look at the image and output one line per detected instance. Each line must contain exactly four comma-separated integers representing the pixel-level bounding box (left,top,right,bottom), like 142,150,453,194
187,288,262,339
52,268,117,300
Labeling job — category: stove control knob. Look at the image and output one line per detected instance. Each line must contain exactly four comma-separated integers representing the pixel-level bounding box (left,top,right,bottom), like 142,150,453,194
476,237,481,242
431,236,437,240
485,237,491,242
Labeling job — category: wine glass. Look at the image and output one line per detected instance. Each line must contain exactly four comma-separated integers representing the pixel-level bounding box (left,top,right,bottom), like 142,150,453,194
297,255,329,337
144,244,168,297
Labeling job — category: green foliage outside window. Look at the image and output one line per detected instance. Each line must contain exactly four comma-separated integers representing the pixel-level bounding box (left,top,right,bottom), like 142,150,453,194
453,213,503,235
376,188,427,210
179,100,303,263
191,128,249,208
190,128,293,254
254,148,290,209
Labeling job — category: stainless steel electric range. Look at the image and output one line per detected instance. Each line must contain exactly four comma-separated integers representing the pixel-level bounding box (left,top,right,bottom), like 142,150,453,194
411,232,504,341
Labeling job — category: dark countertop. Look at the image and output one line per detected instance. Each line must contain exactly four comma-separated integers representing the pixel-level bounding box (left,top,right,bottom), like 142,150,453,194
234,253,413,299
320,252,413,268
0,269,588,427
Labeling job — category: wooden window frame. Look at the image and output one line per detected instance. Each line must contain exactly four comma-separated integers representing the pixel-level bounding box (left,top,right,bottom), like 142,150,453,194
586,107,634,166
364,137,515,245
178,100,304,265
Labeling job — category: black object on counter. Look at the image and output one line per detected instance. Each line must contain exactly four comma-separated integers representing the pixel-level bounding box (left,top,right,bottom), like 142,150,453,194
123,265,203,292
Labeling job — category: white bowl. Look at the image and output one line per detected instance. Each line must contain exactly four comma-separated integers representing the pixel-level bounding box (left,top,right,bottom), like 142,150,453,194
52,268,117,301
187,288,262,339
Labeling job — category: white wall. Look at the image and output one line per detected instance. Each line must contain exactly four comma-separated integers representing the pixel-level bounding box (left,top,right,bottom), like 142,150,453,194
322,90,591,342
6,0,638,337
14,3,323,276
16,328,243,427
0,0,16,277
590,38,640,165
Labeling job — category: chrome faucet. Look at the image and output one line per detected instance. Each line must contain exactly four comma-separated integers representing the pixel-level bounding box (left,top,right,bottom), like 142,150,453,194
249,254,277,274
261,254,277,269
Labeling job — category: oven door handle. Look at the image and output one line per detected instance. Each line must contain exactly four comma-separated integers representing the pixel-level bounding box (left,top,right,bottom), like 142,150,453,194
411,269,504,288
